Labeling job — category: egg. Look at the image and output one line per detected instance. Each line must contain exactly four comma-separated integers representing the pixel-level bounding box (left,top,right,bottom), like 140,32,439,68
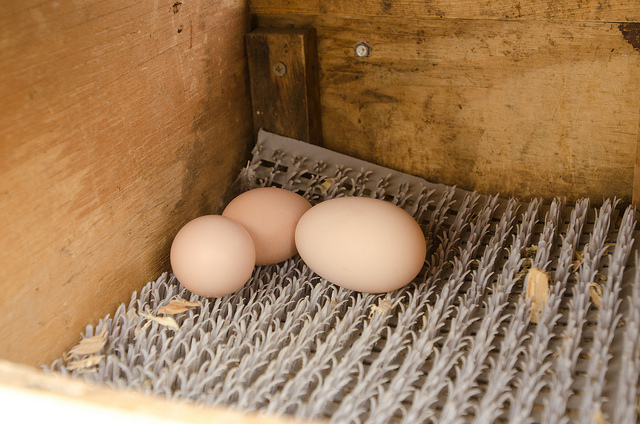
295,196,426,293
222,187,312,266
170,215,256,297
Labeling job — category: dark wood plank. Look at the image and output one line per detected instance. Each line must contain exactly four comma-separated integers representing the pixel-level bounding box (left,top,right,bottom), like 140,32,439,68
246,27,323,145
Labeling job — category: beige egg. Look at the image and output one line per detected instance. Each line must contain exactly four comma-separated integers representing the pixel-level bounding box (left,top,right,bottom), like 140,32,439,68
222,187,312,266
295,196,426,293
170,215,256,297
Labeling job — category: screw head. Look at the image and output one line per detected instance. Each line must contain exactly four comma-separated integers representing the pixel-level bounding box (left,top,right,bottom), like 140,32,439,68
354,41,371,58
272,62,287,77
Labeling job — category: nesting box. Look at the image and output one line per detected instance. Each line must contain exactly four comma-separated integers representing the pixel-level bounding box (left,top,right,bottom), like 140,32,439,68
2,1,640,423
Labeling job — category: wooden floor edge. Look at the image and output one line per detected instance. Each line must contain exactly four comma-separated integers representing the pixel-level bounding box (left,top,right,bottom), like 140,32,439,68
0,359,321,424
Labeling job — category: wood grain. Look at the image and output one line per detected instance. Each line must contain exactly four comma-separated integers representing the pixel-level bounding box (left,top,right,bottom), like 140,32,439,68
0,0,253,365
246,28,323,145
249,0,640,22
635,120,640,206
0,360,323,424
254,14,640,202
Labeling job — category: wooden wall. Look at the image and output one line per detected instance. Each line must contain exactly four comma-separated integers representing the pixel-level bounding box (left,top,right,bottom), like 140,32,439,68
0,0,253,366
1,0,638,367
250,0,640,204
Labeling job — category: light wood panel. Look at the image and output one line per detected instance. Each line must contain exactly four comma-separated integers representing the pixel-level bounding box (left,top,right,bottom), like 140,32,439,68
249,0,640,22
0,359,320,424
0,0,253,365
254,13,640,202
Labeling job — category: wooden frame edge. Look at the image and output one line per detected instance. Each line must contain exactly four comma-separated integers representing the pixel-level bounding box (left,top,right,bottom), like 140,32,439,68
0,359,321,424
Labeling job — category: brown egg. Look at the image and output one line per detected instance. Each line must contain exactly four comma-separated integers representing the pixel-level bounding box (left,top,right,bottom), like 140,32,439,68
170,215,256,297
222,187,312,266
295,196,426,293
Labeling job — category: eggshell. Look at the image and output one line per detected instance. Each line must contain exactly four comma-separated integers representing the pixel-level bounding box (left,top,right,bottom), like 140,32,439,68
222,187,312,266
170,215,256,298
295,197,426,293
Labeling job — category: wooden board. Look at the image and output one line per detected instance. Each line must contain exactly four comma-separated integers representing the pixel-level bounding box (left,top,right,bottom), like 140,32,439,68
0,359,321,424
0,0,253,366
246,28,323,145
253,12,640,203
249,0,640,22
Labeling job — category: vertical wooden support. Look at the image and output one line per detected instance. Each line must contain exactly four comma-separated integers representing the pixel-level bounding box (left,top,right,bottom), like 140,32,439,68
634,116,640,207
246,27,323,145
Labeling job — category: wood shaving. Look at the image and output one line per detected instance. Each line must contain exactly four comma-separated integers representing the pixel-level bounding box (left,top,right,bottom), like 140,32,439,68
571,249,585,271
158,304,189,315
571,259,581,271
236,161,258,191
524,245,538,259
369,299,400,319
76,367,99,375
319,178,337,194
526,268,549,324
126,308,138,321
589,283,603,309
158,298,200,315
140,312,180,331
515,247,537,283
67,327,108,358
593,409,610,424
134,321,152,340
67,355,104,371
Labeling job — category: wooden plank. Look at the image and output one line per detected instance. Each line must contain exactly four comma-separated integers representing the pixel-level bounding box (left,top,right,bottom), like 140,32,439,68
249,0,640,22
0,360,322,424
634,114,640,207
0,0,253,366
255,14,640,203
246,28,323,145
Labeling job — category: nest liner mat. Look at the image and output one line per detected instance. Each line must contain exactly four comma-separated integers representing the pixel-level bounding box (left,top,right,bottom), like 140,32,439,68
47,130,640,424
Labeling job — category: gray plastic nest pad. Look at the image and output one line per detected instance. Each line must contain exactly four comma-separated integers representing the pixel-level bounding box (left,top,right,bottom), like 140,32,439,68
47,130,640,424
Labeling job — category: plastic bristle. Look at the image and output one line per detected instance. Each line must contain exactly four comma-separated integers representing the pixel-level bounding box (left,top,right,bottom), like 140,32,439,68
46,131,640,424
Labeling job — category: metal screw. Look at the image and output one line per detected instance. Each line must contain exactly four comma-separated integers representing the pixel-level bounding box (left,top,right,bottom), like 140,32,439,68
272,62,287,77
354,41,371,58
